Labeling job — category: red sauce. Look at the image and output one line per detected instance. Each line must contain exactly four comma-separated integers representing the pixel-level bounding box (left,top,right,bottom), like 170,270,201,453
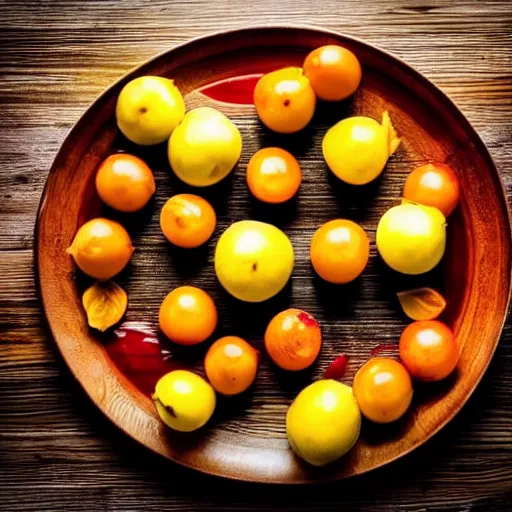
324,354,349,380
105,323,173,397
198,73,263,105
370,343,398,356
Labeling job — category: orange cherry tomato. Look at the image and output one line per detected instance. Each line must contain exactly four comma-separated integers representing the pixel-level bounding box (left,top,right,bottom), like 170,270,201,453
353,357,413,423
95,153,156,212
310,219,369,284
246,147,302,204
205,336,259,395
253,67,316,134
399,320,459,381
159,286,217,345
264,308,322,371
403,163,460,217
160,194,216,248
303,45,362,101
67,217,134,280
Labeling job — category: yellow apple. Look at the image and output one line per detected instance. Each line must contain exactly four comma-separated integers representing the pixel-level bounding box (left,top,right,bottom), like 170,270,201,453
286,380,361,466
152,370,216,432
214,220,294,302
168,107,242,187
116,76,185,145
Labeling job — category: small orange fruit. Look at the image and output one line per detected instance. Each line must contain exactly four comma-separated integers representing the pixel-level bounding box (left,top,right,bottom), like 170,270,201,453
205,336,259,395
399,320,459,381
95,153,156,212
67,218,133,280
303,45,362,101
353,358,413,423
403,163,460,217
265,308,322,371
310,219,369,284
160,194,216,248
246,147,302,204
159,286,217,345
253,67,316,133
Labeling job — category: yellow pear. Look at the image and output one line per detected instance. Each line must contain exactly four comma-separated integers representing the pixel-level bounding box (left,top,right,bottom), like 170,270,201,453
323,111,400,185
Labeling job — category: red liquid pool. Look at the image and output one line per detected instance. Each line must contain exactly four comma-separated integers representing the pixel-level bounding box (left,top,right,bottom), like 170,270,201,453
105,323,173,397
198,73,263,105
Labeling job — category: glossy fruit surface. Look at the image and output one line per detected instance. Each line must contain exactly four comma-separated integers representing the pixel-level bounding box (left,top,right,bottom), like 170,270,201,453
153,370,216,432
376,202,446,275
403,163,460,217
168,107,242,187
253,67,316,133
286,380,361,466
303,45,362,101
160,194,216,248
323,112,400,185
95,153,156,212
353,358,413,423
265,308,322,371
205,336,258,395
399,320,459,381
214,220,294,302
310,219,369,283
246,147,302,204
116,76,185,145
67,218,133,280
159,286,217,345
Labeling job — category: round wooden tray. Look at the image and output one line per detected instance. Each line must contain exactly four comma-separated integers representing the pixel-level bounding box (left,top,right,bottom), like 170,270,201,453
35,26,511,483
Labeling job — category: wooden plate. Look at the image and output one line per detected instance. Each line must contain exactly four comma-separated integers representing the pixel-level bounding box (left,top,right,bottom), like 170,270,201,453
35,26,511,483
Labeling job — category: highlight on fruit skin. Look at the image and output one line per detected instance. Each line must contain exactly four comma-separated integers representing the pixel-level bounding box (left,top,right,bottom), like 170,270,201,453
82,281,127,332
376,201,446,275
397,287,447,321
322,110,401,185
153,370,216,432
116,76,186,145
67,217,134,280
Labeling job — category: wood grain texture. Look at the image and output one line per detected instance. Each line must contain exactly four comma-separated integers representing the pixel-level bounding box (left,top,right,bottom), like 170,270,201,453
1,0,511,509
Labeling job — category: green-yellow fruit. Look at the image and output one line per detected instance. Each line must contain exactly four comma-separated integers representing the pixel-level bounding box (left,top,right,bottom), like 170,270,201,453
214,220,294,303
286,380,361,466
153,370,216,432
116,76,185,145
168,107,242,187
322,111,401,185
376,202,446,275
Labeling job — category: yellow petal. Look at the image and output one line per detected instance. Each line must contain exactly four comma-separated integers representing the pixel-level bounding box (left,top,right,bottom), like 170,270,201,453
397,287,446,321
82,281,128,332
382,111,401,156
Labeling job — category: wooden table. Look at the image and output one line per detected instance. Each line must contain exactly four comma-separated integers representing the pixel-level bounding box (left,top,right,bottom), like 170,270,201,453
1,0,511,509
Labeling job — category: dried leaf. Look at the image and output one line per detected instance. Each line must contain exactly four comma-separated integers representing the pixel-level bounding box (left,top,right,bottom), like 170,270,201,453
397,287,446,321
82,281,128,332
